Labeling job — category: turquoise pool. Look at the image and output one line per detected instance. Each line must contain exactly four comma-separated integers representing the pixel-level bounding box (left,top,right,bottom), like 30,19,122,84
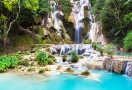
115,52,132,57
0,70,132,90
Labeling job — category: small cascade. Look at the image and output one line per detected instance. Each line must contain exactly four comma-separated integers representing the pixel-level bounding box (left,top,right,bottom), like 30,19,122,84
110,61,114,73
60,45,71,55
53,2,61,37
106,61,109,70
58,44,93,56
125,62,130,75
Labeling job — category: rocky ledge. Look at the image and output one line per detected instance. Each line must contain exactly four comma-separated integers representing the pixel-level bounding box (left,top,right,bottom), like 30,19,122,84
102,56,132,78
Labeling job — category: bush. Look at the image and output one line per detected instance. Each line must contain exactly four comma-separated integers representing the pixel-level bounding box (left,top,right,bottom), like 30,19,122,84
65,67,74,73
70,50,79,63
83,39,91,44
0,56,18,72
38,68,45,73
96,44,104,56
35,50,55,66
104,44,114,58
10,36,33,47
92,42,98,50
123,31,132,51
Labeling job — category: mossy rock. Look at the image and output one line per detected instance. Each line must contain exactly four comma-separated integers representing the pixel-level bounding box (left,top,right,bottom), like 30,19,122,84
81,70,90,76
64,67,74,73
83,39,92,44
34,36,42,44
38,27,44,36
10,36,34,47
64,39,74,44
83,17,90,38
49,33,62,43
42,39,47,44
84,6,88,18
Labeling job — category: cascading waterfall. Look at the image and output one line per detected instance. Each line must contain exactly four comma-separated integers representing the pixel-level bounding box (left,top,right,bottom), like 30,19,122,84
53,2,61,37
72,0,89,44
125,62,130,75
110,61,114,73
58,44,92,55
87,8,96,42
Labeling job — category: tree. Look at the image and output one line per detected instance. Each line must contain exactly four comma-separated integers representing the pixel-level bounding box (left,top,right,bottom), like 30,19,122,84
123,31,132,51
91,0,132,45
0,0,20,54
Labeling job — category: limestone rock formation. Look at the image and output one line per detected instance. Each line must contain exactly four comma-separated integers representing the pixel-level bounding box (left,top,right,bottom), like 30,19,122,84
68,12,76,27
103,59,132,78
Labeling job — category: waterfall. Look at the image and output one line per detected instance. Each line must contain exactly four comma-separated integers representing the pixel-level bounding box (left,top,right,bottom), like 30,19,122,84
72,0,89,44
59,44,92,55
86,1,107,44
110,61,114,73
87,9,97,42
53,2,61,37
125,62,129,75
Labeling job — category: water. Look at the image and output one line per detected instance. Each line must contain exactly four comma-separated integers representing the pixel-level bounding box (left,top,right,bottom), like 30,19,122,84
53,2,61,37
0,70,132,90
115,52,132,57
73,0,89,44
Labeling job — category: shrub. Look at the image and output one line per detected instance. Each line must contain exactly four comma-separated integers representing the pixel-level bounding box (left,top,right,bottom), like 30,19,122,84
27,66,36,72
96,44,104,56
18,58,29,66
104,44,114,58
0,56,18,72
92,42,98,50
38,68,45,73
70,50,79,63
83,39,91,44
65,67,74,73
123,31,132,51
35,50,55,66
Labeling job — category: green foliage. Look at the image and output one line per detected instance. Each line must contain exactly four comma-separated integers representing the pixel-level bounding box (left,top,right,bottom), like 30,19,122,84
27,66,36,71
0,56,18,72
96,44,104,56
65,67,74,73
104,44,115,58
83,39,91,44
57,0,71,20
92,0,132,45
123,31,132,51
2,0,18,11
0,14,7,21
10,36,34,47
38,27,44,36
124,12,132,23
70,50,79,63
42,39,47,44
23,0,39,11
35,51,55,66
92,42,97,50
38,67,45,73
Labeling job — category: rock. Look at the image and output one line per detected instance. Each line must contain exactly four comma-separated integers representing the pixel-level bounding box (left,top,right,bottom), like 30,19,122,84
33,62,38,66
68,12,76,26
41,18,53,28
103,59,132,75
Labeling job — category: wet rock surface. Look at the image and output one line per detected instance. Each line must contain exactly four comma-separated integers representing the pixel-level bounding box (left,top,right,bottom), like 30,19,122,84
103,57,132,78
